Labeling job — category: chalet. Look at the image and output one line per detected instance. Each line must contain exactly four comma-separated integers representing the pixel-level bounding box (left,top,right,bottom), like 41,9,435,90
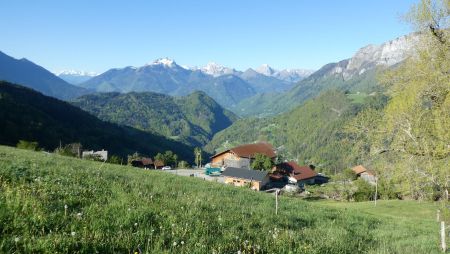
211,142,276,169
222,167,269,191
131,157,154,169
352,165,377,185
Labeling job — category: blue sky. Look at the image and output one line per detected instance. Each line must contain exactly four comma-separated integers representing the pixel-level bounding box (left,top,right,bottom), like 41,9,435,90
0,0,416,73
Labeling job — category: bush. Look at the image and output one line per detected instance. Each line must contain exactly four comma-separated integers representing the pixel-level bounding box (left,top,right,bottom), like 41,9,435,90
354,179,376,202
16,140,39,151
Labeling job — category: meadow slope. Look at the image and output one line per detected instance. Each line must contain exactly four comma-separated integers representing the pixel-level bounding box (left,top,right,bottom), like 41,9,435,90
0,146,441,253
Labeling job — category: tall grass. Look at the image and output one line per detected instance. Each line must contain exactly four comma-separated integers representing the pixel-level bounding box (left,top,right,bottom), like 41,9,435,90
0,146,441,253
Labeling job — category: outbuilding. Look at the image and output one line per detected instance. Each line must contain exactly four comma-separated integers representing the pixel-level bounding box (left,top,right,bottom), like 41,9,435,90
222,167,269,191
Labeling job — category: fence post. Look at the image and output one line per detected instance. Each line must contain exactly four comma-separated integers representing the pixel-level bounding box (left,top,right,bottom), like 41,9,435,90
437,209,440,222
441,221,446,252
275,190,279,215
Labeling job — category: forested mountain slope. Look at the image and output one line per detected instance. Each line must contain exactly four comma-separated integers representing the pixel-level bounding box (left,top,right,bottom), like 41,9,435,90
0,81,193,160
72,91,237,147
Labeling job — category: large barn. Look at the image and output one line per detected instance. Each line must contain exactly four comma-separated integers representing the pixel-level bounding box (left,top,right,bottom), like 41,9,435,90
210,142,276,169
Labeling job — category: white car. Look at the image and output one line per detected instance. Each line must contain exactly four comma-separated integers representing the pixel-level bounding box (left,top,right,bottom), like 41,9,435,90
162,166,172,170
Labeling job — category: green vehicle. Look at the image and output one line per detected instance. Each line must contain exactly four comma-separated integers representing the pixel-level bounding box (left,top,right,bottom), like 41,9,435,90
205,167,221,175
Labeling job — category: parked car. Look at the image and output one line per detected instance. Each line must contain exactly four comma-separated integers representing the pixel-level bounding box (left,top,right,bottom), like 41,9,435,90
162,166,172,170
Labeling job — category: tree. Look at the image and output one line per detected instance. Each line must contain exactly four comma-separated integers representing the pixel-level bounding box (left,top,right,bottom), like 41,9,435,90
251,153,274,171
127,152,141,165
375,0,449,199
178,160,189,169
194,147,202,168
108,155,122,165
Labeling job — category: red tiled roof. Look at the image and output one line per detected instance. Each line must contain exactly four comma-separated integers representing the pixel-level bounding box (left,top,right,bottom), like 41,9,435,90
277,161,317,181
352,165,367,175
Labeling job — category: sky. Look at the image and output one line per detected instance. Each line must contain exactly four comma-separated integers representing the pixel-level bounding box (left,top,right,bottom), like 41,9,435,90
0,0,417,73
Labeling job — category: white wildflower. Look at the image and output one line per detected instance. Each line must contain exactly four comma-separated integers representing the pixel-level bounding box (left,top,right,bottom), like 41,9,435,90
64,204,68,209
71,231,76,236
134,223,138,227
181,241,184,245
173,241,177,246
14,237,20,243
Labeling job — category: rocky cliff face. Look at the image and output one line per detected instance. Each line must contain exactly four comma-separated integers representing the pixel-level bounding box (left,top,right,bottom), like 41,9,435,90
329,33,420,80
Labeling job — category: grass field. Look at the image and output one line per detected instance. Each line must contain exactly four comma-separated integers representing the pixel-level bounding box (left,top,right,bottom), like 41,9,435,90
0,145,445,253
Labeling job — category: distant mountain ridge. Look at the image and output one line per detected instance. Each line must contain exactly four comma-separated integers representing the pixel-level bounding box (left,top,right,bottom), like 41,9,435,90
71,91,238,147
78,58,313,109
57,70,98,85
0,51,90,100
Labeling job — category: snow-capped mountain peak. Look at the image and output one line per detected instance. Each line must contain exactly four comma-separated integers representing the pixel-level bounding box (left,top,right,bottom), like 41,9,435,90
148,58,177,67
255,64,277,76
56,70,98,77
201,62,237,77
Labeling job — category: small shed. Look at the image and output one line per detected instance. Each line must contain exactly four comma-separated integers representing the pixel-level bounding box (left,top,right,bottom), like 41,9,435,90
222,167,269,191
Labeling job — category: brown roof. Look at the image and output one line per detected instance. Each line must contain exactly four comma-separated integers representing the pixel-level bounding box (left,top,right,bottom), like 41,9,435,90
212,142,276,159
141,157,153,166
352,165,367,175
277,161,317,181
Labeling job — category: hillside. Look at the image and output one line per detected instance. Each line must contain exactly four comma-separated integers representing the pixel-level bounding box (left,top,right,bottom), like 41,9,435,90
0,145,440,253
207,90,387,173
0,51,89,100
0,81,193,160
72,91,238,147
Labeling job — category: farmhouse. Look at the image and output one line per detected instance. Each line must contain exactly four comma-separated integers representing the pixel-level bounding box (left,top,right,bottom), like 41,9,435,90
222,167,269,191
277,161,317,185
211,142,276,169
352,165,377,185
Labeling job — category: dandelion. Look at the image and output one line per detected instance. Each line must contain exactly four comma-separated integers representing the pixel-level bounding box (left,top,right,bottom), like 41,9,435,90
171,223,175,227
77,212,82,217
173,241,177,246
64,204,68,209
71,231,76,236
14,237,20,243
181,241,184,245
237,251,241,254
134,223,138,227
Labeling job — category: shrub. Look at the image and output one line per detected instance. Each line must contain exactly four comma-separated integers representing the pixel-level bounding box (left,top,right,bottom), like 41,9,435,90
16,140,39,151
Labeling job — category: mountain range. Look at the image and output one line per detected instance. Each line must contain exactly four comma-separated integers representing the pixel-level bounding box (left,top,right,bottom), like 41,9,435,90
78,59,312,109
233,33,419,116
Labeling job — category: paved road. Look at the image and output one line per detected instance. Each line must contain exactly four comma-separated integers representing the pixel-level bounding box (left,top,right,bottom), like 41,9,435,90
163,169,225,183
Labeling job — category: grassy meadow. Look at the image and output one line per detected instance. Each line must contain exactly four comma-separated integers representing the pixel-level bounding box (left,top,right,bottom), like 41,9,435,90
0,145,444,253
